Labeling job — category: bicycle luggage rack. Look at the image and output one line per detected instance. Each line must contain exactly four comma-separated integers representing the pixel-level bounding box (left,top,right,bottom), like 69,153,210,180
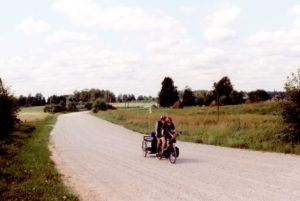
143,135,152,142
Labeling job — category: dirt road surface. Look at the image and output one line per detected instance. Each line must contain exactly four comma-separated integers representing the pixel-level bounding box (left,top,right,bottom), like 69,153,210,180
50,112,300,201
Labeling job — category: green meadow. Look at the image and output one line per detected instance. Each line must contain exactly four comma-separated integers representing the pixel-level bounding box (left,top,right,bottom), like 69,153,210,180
0,109,78,201
94,102,300,154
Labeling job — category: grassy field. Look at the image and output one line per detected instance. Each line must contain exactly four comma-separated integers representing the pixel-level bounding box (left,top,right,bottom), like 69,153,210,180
0,109,79,200
18,106,49,122
110,101,156,108
94,102,300,154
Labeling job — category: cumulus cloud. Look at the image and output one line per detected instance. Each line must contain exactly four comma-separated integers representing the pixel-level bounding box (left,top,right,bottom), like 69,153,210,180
288,4,300,17
52,0,182,32
205,6,240,27
15,16,49,35
288,4,300,28
247,4,300,58
6,1,300,97
203,6,240,43
45,30,94,44
203,27,237,42
145,37,193,53
238,5,300,91
1,47,145,97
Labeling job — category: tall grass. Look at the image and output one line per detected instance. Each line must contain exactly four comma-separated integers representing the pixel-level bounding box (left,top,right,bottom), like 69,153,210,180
0,115,79,200
94,102,300,154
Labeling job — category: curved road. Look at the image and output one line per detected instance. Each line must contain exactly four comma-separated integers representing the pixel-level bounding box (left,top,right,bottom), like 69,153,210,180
50,112,300,201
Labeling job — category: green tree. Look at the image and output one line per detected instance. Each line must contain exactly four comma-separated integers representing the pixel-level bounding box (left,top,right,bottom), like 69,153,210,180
182,86,196,106
213,76,234,105
158,77,179,107
0,79,19,140
281,69,300,142
248,89,270,102
194,90,215,106
66,97,77,112
92,98,108,113
230,90,245,105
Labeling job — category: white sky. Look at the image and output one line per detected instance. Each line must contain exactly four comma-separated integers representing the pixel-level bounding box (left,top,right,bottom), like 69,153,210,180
1,0,300,97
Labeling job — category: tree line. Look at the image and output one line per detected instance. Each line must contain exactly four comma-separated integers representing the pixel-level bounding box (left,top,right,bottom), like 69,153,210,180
16,89,156,108
158,76,285,107
0,68,299,143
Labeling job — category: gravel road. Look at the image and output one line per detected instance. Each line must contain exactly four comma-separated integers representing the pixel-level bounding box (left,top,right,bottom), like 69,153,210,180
50,112,300,201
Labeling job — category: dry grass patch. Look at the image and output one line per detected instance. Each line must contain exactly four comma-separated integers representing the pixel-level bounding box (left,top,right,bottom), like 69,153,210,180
93,103,300,154
19,106,48,122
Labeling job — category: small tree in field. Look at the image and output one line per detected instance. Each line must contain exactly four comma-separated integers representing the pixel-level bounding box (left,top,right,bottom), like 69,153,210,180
213,76,234,105
0,79,19,140
281,69,300,142
182,87,196,106
248,89,270,102
158,77,179,107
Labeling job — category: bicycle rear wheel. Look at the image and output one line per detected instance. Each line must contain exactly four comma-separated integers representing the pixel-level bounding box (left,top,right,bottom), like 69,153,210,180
143,140,148,157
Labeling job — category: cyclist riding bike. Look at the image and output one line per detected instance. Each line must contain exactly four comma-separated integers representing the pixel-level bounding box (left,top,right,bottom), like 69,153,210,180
161,116,176,154
155,115,166,154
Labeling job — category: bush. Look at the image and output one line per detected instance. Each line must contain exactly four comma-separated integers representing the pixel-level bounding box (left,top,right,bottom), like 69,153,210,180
281,69,300,142
107,103,116,110
92,99,116,113
92,99,108,113
248,89,270,103
44,104,65,113
0,80,19,140
66,97,77,112
84,102,93,110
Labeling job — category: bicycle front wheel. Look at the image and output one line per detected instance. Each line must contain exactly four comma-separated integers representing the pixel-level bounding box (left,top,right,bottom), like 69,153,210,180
169,144,177,164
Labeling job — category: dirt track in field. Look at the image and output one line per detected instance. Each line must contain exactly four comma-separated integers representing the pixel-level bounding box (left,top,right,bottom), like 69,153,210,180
50,112,300,201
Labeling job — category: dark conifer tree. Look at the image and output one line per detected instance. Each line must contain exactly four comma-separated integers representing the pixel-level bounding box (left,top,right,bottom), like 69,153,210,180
158,77,179,107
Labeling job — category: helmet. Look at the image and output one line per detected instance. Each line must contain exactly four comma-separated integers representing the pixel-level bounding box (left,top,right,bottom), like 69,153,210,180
165,116,172,123
160,115,166,121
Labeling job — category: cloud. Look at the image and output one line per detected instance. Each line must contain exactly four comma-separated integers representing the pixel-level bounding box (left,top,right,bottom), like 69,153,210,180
45,30,94,44
288,4,300,28
1,47,144,97
145,37,193,53
15,16,49,35
205,6,240,27
288,4,300,17
52,0,182,32
247,4,300,57
239,4,300,91
203,6,240,43
203,27,237,42
6,1,299,97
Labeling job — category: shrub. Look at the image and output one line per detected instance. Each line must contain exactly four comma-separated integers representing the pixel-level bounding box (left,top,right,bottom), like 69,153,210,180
107,103,116,110
0,80,19,140
281,69,300,142
66,97,77,112
44,104,65,113
84,102,93,110
248,89,270,103
93,99,108,113
172,100,183,109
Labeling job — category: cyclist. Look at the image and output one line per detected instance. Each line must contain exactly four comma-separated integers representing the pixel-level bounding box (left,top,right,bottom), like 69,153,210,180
161,116,176,154
155,115,166,154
